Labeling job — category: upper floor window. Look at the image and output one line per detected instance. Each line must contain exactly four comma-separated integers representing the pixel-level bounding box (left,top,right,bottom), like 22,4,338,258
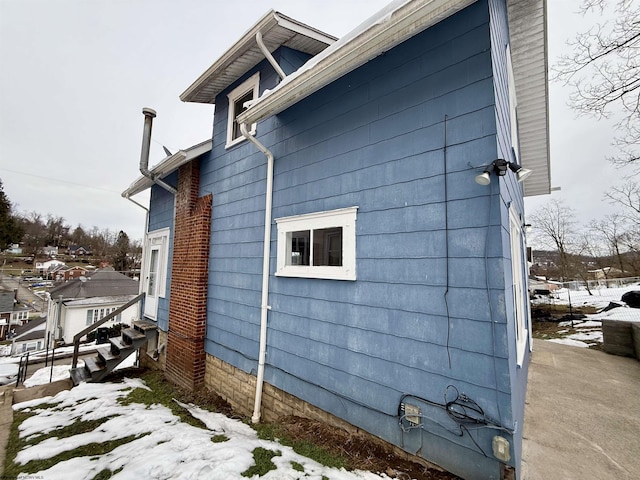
226,72,259,148
275,207,358,281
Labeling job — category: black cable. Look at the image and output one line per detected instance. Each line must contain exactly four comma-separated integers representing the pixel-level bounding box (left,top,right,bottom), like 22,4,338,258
443,115,452,369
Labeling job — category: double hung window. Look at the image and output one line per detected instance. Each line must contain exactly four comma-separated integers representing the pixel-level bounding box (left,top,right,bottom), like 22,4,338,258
226,72,259,148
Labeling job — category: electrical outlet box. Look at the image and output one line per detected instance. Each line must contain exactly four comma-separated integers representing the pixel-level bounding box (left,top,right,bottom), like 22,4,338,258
492,435,511,462
403,403,421,426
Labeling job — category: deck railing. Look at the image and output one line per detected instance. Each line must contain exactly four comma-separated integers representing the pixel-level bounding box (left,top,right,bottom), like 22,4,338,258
71,293,145,369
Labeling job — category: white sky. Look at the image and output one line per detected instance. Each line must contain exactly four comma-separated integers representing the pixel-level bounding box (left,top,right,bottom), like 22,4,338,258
0,0,625,242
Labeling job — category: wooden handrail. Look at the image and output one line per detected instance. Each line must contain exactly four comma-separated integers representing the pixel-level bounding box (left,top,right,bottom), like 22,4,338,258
71,293,145,369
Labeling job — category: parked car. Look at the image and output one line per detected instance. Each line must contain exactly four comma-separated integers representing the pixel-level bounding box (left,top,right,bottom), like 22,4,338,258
0,363,19,386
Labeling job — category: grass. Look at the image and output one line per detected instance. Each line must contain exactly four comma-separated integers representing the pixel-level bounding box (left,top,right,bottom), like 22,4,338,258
24,416,117,446
241,447,281,477
4,370,231,478
117,371,214,429
4,425,146,477
253,422,348,470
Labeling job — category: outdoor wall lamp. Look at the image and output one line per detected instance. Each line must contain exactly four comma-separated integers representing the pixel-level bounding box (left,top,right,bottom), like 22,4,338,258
474,159,532,185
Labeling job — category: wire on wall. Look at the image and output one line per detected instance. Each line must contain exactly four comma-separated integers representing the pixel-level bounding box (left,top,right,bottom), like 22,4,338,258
443,115,452,369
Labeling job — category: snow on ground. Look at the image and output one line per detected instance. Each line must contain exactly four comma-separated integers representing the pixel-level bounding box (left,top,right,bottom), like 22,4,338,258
547,338,591,348
550,283,640,315
534,282,640,348
12,377,392,480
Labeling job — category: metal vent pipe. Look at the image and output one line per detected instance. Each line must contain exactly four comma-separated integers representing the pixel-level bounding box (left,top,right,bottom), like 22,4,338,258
139,108,177,195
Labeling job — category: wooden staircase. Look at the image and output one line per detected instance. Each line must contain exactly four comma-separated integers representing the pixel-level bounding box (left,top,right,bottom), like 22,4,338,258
70,320,157,385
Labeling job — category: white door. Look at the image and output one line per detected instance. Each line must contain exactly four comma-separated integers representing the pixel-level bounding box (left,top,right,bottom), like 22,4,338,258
143,229,169,320
144,246,160,318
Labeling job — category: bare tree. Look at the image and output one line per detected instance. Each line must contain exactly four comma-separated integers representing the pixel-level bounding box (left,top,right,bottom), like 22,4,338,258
605,181,640,224
529,200,578,281
588,214,630,273
553,0,640,165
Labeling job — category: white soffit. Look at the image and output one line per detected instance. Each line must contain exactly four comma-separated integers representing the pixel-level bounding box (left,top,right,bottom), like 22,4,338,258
507,0,550,196
180,10,337,104
122,140,212,197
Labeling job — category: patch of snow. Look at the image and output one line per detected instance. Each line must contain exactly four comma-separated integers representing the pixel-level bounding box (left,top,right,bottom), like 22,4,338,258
11,377,394,480
567,331,603,343
547,338,590,348
23,362,84,388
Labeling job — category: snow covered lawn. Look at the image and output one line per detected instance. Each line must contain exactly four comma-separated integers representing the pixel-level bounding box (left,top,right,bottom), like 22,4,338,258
7,375,395,480
532,282,640,348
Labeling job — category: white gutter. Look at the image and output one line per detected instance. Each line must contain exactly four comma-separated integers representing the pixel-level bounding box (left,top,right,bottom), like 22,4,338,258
237,0,475,126
256,31,286,80
240,122,274,424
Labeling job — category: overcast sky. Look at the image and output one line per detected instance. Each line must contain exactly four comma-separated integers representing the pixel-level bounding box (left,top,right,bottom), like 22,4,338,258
0,0,625,242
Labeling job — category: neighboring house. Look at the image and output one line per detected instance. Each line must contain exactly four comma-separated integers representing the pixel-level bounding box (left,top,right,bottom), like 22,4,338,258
0,287,31,340
5,244,22,254
10,317,46,354
51,265,89,283
122,1,548,479
67,245,91,257
36,259,65,275
45,269,140,344
42,246,59,257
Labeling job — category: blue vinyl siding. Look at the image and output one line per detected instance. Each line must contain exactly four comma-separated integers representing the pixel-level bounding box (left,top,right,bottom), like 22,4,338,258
147,172,176,332
193,2,526,478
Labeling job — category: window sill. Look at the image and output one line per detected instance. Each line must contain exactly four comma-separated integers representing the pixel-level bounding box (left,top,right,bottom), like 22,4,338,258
225,127,256,149
275,267,356,281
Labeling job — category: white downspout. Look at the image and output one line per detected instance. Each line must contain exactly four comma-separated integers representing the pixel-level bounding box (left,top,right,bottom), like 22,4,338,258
256,31,286,81
240,121,274,424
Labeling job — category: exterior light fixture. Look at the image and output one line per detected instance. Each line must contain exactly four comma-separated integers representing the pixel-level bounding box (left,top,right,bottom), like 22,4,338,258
474,159,532,185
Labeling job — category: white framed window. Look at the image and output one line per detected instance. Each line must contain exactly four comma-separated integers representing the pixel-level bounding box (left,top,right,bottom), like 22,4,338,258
506,44,520,162
509,206,528,366
143,228,170,320
86,307,122,326
275,207,358,281
226,72,259,148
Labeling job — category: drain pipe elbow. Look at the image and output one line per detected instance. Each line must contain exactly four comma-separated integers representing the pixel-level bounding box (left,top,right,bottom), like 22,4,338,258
241,122,274,424
139,108,177,196
256,31,286,81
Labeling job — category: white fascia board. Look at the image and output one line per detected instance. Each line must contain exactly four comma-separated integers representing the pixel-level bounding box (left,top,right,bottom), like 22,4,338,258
238,0,476,125
180,10,278,103
180,11,336,104
122,140,212,197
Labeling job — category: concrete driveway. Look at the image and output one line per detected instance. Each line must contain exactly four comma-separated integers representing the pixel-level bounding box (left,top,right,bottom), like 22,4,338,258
523,339,640,480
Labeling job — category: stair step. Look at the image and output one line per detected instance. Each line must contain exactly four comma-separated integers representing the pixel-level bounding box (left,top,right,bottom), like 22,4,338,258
122,327,146,344
133,320,157,332
84,356,105,375
70,367,90,386
109,337,131,355
97,345,120,363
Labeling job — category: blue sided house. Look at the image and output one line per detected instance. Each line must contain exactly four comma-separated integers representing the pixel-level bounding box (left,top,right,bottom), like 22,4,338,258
122,0,549,478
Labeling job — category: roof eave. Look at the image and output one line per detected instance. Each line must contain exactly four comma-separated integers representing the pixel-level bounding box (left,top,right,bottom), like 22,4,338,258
237,0,476,126
507,0,550,197
180,10,337,104
122,139,212,198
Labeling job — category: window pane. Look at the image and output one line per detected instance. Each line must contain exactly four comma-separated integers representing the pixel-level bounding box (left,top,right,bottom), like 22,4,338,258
313,227,342,266
288,230,310,265
148,249,159,297
232,90,254,140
